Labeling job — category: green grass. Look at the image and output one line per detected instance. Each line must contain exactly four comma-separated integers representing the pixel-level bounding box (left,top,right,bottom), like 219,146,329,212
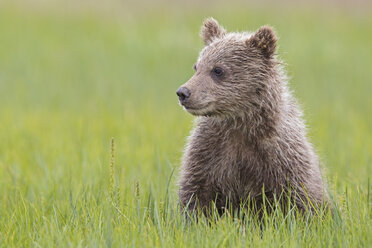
0,2,371,247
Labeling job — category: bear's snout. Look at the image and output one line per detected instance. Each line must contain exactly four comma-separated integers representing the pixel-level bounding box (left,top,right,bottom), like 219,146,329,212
176,87,191,104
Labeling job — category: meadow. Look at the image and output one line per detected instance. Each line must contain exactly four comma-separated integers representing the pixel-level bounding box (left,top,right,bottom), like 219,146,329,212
0,1,371,247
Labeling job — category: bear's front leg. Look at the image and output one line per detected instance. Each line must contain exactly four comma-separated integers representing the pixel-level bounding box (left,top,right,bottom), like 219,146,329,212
179,175,217,215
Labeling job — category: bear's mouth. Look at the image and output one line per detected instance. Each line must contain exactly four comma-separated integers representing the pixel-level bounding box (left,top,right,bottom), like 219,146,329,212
183,103,214,116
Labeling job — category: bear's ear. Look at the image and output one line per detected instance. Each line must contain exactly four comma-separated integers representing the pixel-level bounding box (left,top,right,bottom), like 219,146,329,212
200,17,226,45
246,26,277,59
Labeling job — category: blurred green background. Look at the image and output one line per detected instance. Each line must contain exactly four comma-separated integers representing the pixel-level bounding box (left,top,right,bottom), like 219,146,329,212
0,0,371,246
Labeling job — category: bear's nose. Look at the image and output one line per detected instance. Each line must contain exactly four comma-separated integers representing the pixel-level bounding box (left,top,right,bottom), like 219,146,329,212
176,87,191,102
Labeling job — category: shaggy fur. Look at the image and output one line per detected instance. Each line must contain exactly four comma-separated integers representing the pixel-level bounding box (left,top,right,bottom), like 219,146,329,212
177,18,328,214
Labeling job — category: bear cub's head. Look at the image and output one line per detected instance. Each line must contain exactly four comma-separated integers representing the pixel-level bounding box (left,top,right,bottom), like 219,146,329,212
177,18,279,118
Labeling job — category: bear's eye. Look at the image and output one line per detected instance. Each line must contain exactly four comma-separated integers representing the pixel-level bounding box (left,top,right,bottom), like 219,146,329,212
212,67,224,77
193,64,197,71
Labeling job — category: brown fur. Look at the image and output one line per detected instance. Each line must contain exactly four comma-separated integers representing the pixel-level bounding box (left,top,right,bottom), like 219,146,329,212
177,18,328,214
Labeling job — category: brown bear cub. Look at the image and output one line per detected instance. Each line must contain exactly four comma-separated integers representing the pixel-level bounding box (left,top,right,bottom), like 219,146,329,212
176,18,328,215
